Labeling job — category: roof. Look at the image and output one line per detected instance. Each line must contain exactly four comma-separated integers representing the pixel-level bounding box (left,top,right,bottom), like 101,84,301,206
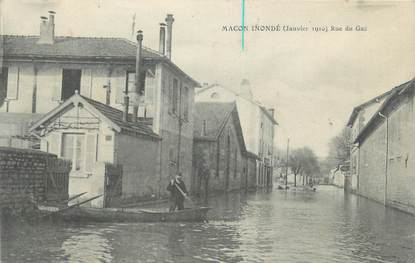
346,87,397,127
1,35,200,87
29,93,160,140
194,102,236,138
355,79,415,144
2,35,162,61
196,84,278,125
193,102,249,155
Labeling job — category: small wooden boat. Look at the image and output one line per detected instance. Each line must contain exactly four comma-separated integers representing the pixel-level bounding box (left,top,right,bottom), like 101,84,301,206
41,206,210,223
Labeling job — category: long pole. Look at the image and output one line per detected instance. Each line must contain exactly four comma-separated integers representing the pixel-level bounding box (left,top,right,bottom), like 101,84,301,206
285,138,289,188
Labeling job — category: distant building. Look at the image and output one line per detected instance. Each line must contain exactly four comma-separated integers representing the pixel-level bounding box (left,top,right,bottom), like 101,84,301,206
7,12,201,204
195,80,277,188
192,102,258,197
351,78,415,215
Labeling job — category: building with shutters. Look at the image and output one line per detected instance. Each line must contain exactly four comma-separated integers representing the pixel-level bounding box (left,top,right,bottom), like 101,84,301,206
2,12,199,204
195,80,278,189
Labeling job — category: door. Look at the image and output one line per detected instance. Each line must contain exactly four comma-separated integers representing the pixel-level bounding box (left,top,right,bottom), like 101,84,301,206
62,69,81,100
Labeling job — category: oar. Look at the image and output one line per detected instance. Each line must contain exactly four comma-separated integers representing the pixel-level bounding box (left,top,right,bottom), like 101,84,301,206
41,194,102,218
174,183,197,208
67,192,88,202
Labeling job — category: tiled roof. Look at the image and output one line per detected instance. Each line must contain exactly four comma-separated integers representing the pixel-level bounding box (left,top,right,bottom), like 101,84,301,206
80,96,159,139
193,102,235,138
29,93,160,140
1,35,200,86
194,102,252,156
346,87,397,127
2,35,163,61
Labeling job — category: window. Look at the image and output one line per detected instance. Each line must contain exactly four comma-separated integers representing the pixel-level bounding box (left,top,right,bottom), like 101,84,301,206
126,72,135,94
0,67,8,107
182,86,189,121
61,133,96,173
126,71,146,96
62,69,81,100
172,79,179,114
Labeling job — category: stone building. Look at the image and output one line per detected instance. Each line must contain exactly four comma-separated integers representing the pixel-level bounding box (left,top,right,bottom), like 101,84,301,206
195,80,277,188
347,86,397,193
351,78,415,215
1,12,200,204
192,102,258,198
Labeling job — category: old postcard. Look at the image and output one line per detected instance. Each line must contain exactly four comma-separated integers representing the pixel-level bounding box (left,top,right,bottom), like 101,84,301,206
0,0,414,262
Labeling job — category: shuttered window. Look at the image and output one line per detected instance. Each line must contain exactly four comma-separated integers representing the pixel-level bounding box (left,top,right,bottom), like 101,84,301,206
115,69,126,104
80,68,93,98
145,71,155,104
6,66,19,100
52,68,62,102
172,79,179,114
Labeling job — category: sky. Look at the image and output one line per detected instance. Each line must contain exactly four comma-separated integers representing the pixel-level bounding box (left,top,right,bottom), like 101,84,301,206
2,0,415,157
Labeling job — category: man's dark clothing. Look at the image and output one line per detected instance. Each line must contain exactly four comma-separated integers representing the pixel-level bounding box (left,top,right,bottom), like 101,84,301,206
167,178,187,211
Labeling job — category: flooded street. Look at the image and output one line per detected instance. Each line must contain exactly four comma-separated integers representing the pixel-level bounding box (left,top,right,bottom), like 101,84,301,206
1,186,415,263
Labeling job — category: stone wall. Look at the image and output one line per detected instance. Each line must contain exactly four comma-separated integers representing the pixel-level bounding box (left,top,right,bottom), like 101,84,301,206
0,147,71,214
358,93,415,215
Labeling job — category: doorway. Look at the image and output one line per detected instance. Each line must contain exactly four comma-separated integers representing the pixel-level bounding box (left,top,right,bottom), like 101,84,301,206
62,69,81,101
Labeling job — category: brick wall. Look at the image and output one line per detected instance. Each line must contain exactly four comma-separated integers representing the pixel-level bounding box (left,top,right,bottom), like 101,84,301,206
0,147,71,214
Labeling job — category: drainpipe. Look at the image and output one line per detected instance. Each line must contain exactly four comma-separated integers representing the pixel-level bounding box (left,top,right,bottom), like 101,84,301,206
378,112,388,206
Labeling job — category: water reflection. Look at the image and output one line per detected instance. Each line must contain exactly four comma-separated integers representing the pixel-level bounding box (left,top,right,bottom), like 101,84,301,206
1,186,415,262
61,228,113,263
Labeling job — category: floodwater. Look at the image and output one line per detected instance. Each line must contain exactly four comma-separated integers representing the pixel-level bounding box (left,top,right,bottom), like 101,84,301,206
1,186,415,263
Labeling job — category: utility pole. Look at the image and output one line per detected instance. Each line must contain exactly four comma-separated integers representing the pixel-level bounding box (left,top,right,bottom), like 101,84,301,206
285,138,289,188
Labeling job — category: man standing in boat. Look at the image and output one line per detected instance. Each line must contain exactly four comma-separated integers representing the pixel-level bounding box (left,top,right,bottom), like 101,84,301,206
167,173,188,212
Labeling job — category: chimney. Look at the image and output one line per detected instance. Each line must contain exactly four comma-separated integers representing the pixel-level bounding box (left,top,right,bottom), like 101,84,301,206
38,11,55,44
159,23,166,55
132,30,143,123
165,14,174,59
268,108,275,117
